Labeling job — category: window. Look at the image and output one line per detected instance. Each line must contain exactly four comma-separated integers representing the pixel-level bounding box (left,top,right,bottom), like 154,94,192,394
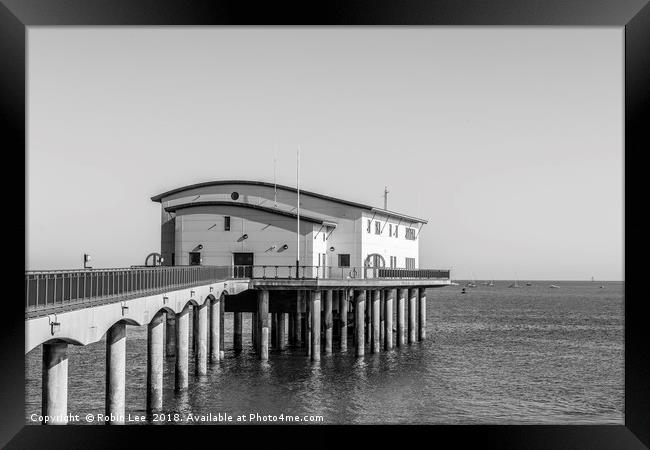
338,254,350,267
389,224,392,236
323,232,326,242
375,221,381,235
390,256,397,268
224,216,231,231
367,219,371,233
171,252,175,266
405,257,415,269
405,227,416,240
394,225,398,237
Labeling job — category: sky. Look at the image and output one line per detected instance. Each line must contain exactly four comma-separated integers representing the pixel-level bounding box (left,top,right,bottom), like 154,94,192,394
26,27,623,280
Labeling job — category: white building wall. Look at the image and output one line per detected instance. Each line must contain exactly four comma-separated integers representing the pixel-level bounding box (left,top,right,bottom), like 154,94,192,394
172,205,316,268
360,211,420,268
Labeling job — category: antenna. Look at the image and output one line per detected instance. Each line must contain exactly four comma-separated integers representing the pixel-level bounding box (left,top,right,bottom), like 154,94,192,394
384,186,389,210
296,145,300,278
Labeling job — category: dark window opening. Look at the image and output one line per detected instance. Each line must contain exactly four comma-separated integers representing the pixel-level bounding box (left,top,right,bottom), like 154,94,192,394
171,252,175,266
375,221,381,235
189,252,201,266
405,227,416,240
224,216,231,231
338,254,350,267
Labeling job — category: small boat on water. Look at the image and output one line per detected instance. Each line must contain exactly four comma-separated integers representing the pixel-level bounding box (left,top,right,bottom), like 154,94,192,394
525,282,533,286
461,288,467,294
599,285,605,289
549,284,560,289
508,273,521,288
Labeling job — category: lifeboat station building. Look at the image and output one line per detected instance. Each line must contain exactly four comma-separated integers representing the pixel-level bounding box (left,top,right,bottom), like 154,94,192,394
151,180,427,277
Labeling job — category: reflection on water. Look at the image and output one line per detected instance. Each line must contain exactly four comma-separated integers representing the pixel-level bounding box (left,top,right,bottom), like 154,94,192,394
25,281,624,424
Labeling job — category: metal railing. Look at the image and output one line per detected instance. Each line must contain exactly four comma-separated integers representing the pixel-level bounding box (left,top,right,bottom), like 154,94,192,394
25,264,450,314
232,265,450,281
25,265,231,313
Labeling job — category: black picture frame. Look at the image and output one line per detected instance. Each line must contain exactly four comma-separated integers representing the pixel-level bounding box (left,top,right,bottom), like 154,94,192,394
1,1,647,448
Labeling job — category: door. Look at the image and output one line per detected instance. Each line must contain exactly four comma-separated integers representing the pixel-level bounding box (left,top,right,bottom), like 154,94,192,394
233,252,254,278
189,252,201,266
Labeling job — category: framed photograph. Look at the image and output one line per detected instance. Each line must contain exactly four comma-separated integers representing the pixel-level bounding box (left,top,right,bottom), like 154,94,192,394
2,0,647,448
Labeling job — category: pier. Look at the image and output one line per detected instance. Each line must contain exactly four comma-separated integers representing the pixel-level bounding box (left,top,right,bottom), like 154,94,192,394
25,264,450,424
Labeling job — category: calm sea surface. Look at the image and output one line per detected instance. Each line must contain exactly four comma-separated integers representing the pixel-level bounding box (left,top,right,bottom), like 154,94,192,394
25,281,624,425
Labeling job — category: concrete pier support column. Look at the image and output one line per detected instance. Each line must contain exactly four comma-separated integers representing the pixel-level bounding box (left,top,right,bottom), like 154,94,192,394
210,297,220,362
380,291,385,346
165,313,175,357
146,312,164,412
397,288,407,347
332,290,340,340
288,313,294,345
42,342,68,424
192,306,199,354
324,290,333,355
195,302,208,375
175,306,189,391
252,312,257,351
372,290,381,353
311,290,322,361
354,290,365,356
305,292,312,357
408,288,417,344
385,289,395,350
418,288,426,340
105,322,126,424
278,313,287,350
295,312,303,348
271,313,278,348
257,290,269,360
234,312,243,351
219,295,225,359
340,289,348,351
365,290,372,346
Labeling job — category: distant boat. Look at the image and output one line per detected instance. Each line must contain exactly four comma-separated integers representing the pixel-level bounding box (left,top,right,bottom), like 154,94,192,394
599,285,605,289
466,273,477,288
525,282,533,286
509,273,521,288
549,284,560,289
461,288,467,294
488,280,494,287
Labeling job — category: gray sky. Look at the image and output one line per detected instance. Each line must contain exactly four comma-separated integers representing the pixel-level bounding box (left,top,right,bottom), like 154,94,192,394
27,27,623,280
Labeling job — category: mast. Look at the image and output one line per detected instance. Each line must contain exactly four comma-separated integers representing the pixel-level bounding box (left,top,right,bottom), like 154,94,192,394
296,146,300,278
384,186,389,210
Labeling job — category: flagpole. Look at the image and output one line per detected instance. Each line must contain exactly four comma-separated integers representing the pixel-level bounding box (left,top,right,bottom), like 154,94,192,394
296,146,300,278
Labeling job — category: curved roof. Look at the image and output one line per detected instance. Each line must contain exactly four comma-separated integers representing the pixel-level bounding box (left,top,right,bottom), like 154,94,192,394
152,180,427,224
164,201,328,225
